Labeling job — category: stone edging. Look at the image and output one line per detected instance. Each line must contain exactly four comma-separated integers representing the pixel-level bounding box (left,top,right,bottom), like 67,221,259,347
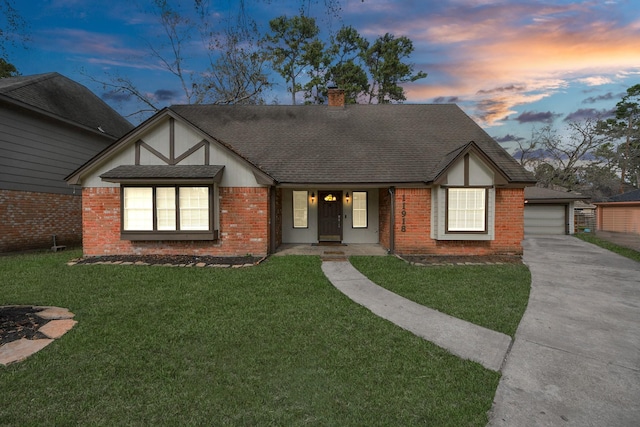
0,306,77,366
66,256,268,268
395,254,513,267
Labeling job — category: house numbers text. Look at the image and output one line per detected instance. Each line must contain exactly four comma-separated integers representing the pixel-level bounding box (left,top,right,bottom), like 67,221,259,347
401,194,406,232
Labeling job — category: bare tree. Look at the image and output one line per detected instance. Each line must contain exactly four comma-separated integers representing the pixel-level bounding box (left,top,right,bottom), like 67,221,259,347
88,0,270,121
0,0,29,72
515,120,608,194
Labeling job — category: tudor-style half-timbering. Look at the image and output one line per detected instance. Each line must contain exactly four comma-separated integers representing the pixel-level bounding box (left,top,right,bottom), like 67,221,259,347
67,101,536,258
72,113,272,257
431,146,506,241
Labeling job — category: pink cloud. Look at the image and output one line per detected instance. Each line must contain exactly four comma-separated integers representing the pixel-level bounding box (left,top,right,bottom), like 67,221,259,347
39,28,142,58
399,2,640,126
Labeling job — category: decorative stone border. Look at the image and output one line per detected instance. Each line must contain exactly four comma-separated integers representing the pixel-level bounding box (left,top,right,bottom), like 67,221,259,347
66,256,268,268
0,306,77,366
395,254,516,267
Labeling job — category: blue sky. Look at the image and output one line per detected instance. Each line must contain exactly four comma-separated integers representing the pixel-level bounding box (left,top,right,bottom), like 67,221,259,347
5,0,640,153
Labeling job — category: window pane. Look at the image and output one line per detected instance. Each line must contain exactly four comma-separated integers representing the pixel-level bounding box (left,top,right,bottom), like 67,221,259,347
352,191,367,228
179,187,209,230
448,188,485,232
123,188,153,230
156,187,176,231
293,191,308,228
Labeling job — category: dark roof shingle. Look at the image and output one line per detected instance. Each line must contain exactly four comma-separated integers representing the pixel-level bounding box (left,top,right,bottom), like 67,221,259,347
0,72,133,138
101,165,224,181
607,188,640,202
169,103,534,185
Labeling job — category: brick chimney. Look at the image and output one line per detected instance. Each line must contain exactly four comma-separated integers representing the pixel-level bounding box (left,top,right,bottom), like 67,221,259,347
328,87,345,107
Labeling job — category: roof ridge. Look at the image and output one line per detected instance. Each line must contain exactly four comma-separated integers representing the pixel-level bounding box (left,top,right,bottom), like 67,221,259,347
0,72,59,94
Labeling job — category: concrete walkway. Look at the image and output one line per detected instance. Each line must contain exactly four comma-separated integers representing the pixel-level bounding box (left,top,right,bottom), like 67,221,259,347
489,236,640,426
321,260,512,372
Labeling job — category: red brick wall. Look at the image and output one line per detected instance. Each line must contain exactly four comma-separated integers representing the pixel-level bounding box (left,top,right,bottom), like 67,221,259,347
82,186,269,257
0,189,82,252
378,188,391,250
492,188,525,254
393,188,433,254
388,187,524,256
274,187,283,248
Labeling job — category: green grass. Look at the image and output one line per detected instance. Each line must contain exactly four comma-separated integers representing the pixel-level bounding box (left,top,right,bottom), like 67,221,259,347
0,250,508,426
574,233,640,262
350,256,531,337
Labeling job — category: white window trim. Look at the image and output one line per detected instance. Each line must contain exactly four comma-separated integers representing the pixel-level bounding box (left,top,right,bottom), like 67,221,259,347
432,186,495,241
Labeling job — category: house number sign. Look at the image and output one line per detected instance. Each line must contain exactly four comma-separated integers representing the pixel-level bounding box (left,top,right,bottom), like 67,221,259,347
401,194,407,232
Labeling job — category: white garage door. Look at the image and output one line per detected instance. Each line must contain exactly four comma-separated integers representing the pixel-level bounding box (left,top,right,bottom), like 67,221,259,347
525,204,567,235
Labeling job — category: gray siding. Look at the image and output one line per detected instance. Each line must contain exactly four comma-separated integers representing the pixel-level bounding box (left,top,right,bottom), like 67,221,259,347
0,104,115,195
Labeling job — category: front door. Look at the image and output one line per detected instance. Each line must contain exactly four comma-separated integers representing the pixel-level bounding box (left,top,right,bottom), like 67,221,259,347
318,191,343,241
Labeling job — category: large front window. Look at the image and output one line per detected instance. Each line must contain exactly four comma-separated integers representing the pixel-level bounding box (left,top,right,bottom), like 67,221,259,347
122,186,214,239
447,188,486,232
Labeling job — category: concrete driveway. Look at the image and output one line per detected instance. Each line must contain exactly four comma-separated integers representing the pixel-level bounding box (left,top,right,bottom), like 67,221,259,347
489,235,640,426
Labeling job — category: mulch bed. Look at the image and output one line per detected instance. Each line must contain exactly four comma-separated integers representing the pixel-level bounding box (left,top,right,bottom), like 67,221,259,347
401,254,523,265
0,306,50,346
71,254,265,266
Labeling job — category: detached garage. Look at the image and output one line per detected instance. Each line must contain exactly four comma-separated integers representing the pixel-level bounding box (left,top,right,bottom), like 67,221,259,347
524,187,590,236
595,189,640,236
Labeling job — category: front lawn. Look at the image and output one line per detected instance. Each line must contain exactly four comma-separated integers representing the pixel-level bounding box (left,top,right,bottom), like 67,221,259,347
350,256,531,337
0,250,514,426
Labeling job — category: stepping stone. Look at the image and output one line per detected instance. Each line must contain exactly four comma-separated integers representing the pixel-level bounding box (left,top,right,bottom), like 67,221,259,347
39,319,78,339
36,307,75,320
0,338,54,366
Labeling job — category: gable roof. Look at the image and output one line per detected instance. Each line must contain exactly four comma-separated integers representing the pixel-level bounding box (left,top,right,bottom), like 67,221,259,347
0,72,133,139
606,188,640,203
525,186,590,203
169,104,535,185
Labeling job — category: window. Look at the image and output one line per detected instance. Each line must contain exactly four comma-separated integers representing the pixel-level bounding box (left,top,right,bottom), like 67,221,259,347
123,188,153,230
179,187,209,230
352,191,367,228
292,191,308,228
447,188,486,232
122,186,215,240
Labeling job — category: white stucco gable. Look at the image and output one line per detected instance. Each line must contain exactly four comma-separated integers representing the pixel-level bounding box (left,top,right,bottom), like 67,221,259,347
67,110,273,188
430,144,507,241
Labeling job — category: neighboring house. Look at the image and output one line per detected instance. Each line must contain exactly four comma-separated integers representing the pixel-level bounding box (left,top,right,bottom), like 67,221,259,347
594,189,640,236
524,186,590,235
66,89,536,258
0,72,133,252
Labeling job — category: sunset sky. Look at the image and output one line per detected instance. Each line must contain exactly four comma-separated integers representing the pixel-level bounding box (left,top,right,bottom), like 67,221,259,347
5,0,640,153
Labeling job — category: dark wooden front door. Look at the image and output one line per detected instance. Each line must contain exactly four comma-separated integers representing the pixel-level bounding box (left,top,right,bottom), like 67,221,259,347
318,191,342,241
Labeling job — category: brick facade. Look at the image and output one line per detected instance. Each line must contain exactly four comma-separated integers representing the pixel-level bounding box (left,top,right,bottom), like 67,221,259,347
380,187,524,256
0,189,82,252
82,186,269,257
378,188,391,250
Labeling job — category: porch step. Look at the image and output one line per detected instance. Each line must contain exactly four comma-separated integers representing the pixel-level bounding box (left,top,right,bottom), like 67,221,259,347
321,250,348,261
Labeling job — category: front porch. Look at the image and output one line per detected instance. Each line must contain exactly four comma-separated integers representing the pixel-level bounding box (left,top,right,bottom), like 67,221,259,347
273,243,388,257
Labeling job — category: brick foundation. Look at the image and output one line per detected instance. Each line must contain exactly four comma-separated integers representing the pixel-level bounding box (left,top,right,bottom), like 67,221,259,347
0,189,82,252
82,187,269,257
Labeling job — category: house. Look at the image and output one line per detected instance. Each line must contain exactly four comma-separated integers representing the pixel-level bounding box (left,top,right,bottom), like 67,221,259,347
594,188,640,236
66,89,536,258
0,72,133,252
523,186,591,235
